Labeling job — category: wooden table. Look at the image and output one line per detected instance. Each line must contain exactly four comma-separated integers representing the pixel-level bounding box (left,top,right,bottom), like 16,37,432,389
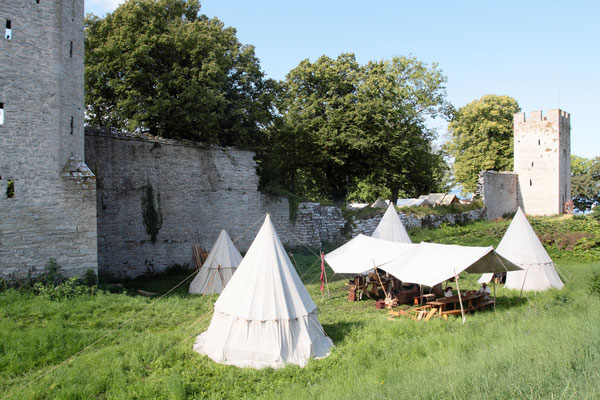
426,293,488,314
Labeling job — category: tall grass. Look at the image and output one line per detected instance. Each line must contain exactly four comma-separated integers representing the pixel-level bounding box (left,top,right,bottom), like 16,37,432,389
1,217,599,399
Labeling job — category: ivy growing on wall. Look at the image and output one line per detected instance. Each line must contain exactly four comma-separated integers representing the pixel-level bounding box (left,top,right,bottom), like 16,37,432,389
141,183,163,244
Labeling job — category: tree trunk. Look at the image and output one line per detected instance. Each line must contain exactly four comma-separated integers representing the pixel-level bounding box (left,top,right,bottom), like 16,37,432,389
390,185,400,205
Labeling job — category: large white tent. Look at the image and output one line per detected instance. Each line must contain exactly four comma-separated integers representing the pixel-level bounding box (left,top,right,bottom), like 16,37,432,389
193,214,333,369
189,229,243,295
372,204,412,243
479,207,564,291
325,234,520,286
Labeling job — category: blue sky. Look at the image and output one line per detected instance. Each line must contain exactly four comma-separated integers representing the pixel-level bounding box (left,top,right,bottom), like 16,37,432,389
85,0,600,158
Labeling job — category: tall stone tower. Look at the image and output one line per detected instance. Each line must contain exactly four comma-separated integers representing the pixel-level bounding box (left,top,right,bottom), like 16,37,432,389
513,109,571,216
0,0,97,279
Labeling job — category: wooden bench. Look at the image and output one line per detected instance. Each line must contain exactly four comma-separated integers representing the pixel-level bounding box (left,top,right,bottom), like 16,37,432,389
477,300,495,310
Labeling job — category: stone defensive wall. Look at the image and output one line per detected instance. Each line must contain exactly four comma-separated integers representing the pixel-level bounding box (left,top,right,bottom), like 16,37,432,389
477,171,518,220
85,128,485,279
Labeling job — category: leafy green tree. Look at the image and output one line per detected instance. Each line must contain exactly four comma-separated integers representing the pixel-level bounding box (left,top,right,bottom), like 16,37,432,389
260,54,451,205
445,95,521,192
84,0,274,147
571,155,600,210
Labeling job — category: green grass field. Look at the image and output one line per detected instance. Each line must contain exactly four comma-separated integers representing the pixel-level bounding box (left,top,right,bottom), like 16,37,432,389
1,217,600,399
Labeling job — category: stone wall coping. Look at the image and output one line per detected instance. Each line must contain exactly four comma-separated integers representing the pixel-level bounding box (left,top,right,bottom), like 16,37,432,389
84,127,253,155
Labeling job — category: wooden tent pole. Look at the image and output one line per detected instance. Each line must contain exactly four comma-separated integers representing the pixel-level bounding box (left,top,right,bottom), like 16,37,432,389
324,264,331,299
519,265,530,298
372,261,388,299
454,269,466,325
492,277,496,312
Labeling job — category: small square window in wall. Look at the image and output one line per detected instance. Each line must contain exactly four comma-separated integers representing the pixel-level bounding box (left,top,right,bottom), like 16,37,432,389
5,20,12,40
6,179,15,198
0,103,4,125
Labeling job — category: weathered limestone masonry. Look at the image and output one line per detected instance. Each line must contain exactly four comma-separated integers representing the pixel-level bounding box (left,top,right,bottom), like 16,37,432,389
350,208,485,237
0,0,97,279
514,110,571,216
480,109,571,219
85,128,294,279
86,130,484,278
477,171,518,220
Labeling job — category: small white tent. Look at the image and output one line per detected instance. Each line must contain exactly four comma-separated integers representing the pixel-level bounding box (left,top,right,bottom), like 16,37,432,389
371,198,389,208
193,215,333,369
479,207,564,291
189,229,243,295
372,204,412,243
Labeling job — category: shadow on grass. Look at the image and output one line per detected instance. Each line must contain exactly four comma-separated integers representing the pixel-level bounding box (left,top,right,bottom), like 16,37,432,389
101,270,198,298
495,295,529,309
321,320,365,343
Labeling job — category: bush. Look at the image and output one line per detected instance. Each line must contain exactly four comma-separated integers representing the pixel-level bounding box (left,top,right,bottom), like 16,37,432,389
593,206,600,222
33,276,103,300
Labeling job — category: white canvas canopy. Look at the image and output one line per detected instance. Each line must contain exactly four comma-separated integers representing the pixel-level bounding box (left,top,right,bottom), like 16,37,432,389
479,207,564,291
194,215,333,369
189,229,242,295
325,235,520,286
383,242,520,287
372,204,412,243
325,234,414,275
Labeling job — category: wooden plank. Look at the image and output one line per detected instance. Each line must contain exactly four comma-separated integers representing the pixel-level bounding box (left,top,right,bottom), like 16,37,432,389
417,311,424,321
424,307,437,321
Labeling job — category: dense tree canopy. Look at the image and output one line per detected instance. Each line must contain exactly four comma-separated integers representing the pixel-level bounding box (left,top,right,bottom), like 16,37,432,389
84,0,274,147
571,155,600,210
445,95,520,192
258,54,452,205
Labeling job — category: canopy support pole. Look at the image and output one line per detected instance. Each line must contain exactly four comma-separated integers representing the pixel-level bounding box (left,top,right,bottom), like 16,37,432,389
519,265,530,299
322,251,331,298
372,261,389,299
492,277,496,312
454,268,466,325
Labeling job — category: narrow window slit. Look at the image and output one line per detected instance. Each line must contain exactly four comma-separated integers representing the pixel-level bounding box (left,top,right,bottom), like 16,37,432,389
70,116,74,134
5,20,12,40
0,103,4,125
69,41,73,57
6,180,14,198
529,179,532,186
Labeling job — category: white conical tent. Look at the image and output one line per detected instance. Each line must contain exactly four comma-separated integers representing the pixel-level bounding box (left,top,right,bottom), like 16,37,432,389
479,207,564,291
193,214,333,369
372,204,412,243
189,229,243,295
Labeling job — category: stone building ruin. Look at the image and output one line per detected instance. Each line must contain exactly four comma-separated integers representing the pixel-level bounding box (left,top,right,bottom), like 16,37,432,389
479,109,571,220
0,0,97,279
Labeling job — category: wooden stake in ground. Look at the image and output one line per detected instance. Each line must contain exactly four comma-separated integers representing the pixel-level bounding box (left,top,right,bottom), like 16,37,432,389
453,268,466,324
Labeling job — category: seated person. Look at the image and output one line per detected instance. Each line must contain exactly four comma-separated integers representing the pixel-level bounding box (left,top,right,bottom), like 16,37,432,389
478,282,492,297
444,286,453,297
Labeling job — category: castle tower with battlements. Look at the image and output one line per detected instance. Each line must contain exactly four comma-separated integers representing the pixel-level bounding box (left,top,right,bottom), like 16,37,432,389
0,0,97,279
513,109,571,216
